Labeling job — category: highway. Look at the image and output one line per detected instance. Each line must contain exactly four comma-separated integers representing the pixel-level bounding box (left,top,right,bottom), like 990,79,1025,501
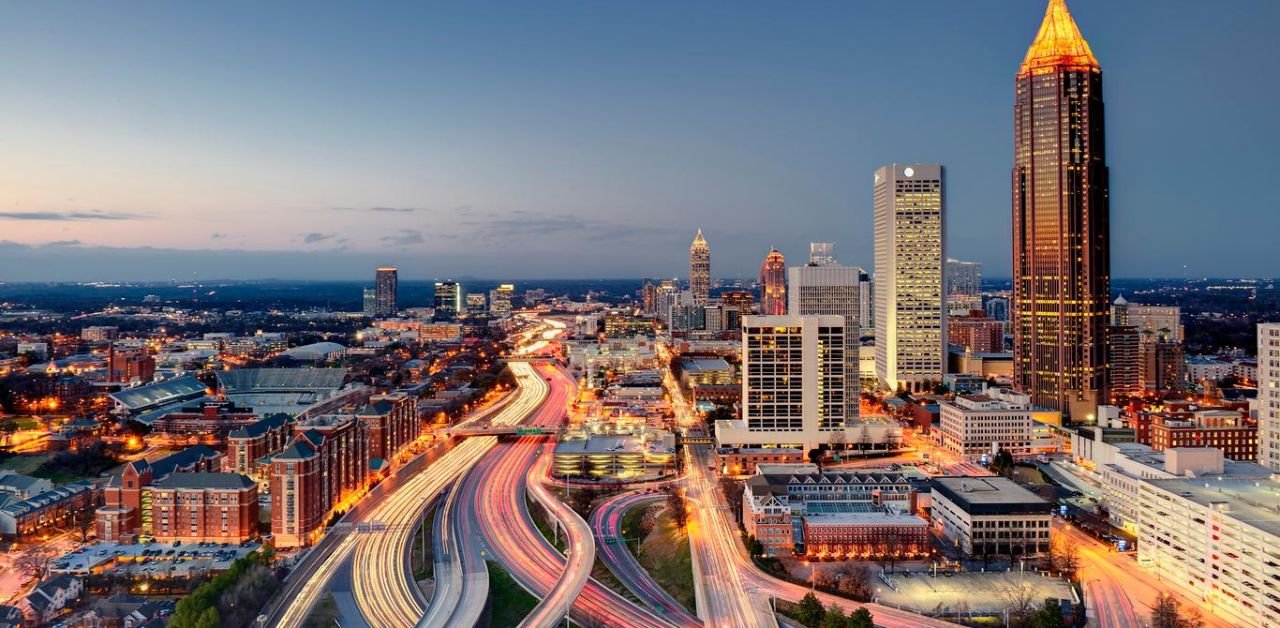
520,454,594,627
268,360,548,628
591,490,702,626
351,362,550,628
454,363,678,627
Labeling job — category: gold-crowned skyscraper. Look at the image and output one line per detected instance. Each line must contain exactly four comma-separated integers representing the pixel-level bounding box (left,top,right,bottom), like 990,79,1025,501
1012,0,1110,421
689,229,710,306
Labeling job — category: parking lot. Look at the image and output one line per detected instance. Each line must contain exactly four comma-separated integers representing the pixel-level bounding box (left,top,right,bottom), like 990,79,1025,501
51,540,261,578
875,569,1075,616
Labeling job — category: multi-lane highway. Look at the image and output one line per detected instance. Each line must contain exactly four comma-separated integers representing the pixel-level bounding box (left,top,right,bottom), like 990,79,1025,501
351,361,549,628
269,355,550,628
453,364,678,628
591,490,702,626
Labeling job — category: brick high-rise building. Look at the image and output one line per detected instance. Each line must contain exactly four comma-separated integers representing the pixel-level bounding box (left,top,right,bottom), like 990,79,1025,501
148,474,258,544
1012,0,1110,421
108,343,155,385
271,414,368,547
356,392,417,465
947,310,1004,354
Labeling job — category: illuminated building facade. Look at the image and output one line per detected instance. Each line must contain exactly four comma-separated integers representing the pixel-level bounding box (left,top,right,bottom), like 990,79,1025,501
689,229,710,306
1012,0,1110,421
787,259,864,418
489,284,515,315
759,248,786,316
433,281,462,318
374,266,398,317
874,163,946,393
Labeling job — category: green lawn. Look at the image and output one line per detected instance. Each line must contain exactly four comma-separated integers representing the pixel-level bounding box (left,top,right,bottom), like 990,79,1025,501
486,561,537,626
636,509,697,615
1011,465,1048,486
410,507,436,581
302,592,341,628
0,454,45,476
526,496,565,553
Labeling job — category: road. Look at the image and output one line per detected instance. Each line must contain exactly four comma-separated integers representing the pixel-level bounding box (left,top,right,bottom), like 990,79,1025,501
520,454,594,627
454,363,677,627
351,362,550,628
591,490,702,626
661,346,950,628
267,361,547,628
1057,522,1233,628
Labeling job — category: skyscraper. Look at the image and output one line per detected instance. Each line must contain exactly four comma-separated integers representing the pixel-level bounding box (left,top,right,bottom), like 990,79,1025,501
689,230,710,306
759,248,786,316
789,249,864,419
434,281,461,318
362,288,377,317
874,163,946,393
375,266,398,317
714,315,848,451
945,258,983,314
489,284,515,316
1012,0,1110,421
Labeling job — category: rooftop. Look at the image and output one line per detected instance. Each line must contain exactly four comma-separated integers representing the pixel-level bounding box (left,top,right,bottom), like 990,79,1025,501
110,376,208,412
152,472,255,491
1145,476,1280,539
931,477,1052,515
1020,0,1098,74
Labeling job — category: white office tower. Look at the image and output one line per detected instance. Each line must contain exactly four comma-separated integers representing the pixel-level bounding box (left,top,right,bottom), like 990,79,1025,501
714,315,856,452
808,242,836,266
1259,323,1280,470
874,163,946,393
788,260,864,419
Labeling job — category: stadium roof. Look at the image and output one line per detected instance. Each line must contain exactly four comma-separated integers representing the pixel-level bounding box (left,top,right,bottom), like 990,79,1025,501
280,342,347,361
110,376,208,412
217,368,348,393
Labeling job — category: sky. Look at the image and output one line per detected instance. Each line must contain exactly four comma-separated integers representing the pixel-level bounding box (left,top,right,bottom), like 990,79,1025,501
1,0,1277,282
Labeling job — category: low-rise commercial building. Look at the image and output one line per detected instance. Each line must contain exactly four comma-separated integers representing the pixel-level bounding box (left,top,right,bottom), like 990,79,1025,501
939,388,1052,460
929,477,1052,558
0,481,98,540
742,464,928,558
552,429,676,480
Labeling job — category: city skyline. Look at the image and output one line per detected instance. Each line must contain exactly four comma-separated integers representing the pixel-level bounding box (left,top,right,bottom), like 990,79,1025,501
2,1,1278,281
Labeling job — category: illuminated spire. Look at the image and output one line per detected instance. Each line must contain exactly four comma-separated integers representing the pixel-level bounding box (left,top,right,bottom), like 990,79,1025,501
1020,0,1099,74
692,229,706,246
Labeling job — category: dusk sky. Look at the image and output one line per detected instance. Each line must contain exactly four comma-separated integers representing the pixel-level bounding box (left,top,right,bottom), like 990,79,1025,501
1,0,1277,281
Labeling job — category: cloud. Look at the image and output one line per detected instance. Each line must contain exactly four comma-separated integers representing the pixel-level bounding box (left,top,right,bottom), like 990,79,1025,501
210,233,228,239
302,232,337,244
380,229,425,246
452,210,682,243
45,240,83,247
332,206,425,213
0,210,148,221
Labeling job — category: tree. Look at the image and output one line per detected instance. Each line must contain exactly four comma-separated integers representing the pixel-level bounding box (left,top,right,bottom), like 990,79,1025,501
15,547,54,582
665,485,687,528
1150,591,1203,628
820,603,850,628
990,448,1015,476
996,577,1040,624
0,420,18,449
807,448,824,466
193,607,220,628
1045,535,1081,581
1029,598,1066,628
73,504,95,543
849,607,875,628
828,429,847,453
795,592,825,627
831,564,873,602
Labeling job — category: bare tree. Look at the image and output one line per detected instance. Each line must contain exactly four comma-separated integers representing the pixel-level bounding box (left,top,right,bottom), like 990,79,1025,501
829,429,847,454
995,576,1039,623
1150,591,1203,628
16,547,55,582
